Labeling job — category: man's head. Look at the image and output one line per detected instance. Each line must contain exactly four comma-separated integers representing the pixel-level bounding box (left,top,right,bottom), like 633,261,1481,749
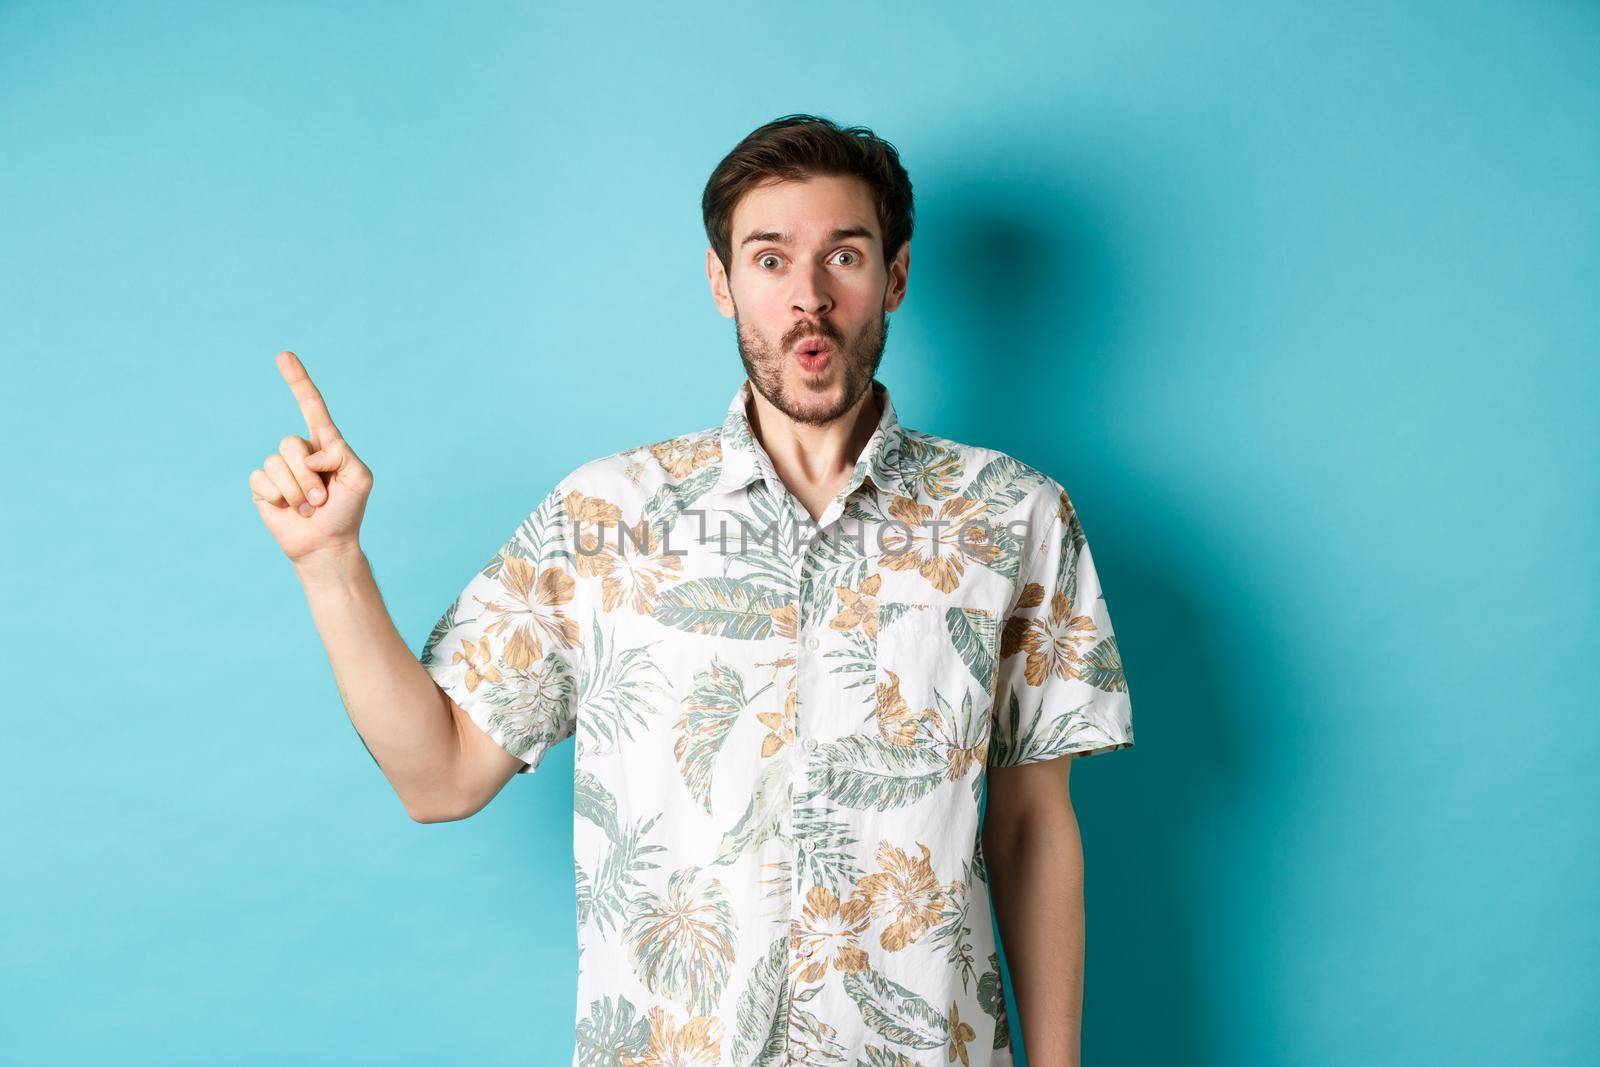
703,115,914,427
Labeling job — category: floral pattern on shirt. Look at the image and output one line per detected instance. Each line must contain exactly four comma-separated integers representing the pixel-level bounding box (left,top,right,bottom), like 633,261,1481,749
419,377,1134,1065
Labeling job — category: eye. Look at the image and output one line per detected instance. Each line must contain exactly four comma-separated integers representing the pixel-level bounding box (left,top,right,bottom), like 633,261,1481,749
834,249,860,266
757,254,782,271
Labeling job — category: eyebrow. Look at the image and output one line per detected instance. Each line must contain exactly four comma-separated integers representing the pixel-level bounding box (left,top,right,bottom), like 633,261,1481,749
739,226,877,249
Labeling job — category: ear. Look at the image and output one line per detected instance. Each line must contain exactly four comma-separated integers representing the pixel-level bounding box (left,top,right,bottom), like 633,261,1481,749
707,247,735,319
883,240,910,313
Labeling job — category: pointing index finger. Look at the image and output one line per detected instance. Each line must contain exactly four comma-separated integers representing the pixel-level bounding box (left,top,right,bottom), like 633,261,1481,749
276,351,343,450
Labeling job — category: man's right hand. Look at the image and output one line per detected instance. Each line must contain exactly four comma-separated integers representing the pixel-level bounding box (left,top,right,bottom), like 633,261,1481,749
247,351,508,821
249,351,374,570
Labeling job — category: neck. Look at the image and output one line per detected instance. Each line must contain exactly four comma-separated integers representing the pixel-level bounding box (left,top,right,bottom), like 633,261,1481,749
745,379,882,499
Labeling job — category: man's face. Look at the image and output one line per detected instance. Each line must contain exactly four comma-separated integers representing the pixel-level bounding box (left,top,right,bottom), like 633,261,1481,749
707,173,909,426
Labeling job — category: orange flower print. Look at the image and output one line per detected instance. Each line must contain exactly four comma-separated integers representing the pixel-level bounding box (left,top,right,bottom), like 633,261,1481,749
565,489,684,614
854,841,945,951
564,489,626,578
946,1000,976,1065
756,684,796,758
945,732,988,781
769,601,798,641
451,635,503,692
592,516,685,615
752,647,797,757
648,433,721,480
829,573,881,639
479,556,580,669
877,494,999,594
875,669,932,747
620,1005,724,1067
787,884,871,983
1002,590,1097,687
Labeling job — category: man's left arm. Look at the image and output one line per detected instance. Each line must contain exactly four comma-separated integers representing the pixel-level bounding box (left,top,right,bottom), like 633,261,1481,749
983,754,1084,1066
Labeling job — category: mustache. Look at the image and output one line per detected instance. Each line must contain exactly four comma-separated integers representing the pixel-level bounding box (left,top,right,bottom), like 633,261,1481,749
786,323,841,346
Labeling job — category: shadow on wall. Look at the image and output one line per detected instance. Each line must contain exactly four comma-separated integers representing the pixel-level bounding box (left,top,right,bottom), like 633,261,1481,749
923,163,1299,1066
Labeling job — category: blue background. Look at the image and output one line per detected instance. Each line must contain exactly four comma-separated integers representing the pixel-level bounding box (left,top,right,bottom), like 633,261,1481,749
3,2,1595,1064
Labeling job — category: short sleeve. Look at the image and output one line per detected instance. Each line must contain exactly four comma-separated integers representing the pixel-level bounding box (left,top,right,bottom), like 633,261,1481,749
989,483,1134,766
418,482,584,775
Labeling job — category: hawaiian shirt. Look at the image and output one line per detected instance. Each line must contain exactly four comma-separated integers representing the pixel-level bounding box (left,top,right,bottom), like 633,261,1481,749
418,376,1134,1066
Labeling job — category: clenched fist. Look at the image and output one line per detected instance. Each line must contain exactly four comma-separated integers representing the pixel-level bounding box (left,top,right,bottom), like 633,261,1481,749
249,351,373,565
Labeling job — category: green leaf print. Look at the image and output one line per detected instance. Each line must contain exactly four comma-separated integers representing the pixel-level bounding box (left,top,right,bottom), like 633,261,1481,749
576,772,668,936
732,936,791,1065
623,866,738,1016
574,768,622,842
650,577,789,640
1051,501,1088,610
928,865,977,991
987,520,1025,585
806,524,872,573
978,950,1012,1050
964,454,1046,516
1063,496,1087,559
893,433,965,500
574,992,650,1066
823,626,877,698
950,688,988,754
781,1005,849,1065
579,615,672,754
420,598,458,661
877,600,923,632
1078,635,1127,693
799,543,870,629
575,858,593,928
589,812,668,937
788,802,866,899
508,484,577,568
842,968,949,1050
521,649,578,731
675,656,770,815
945,606,999,691
992,689,1118,764
641,462,721,538
813,734,949,810
460,650,575,760
712,757,793,865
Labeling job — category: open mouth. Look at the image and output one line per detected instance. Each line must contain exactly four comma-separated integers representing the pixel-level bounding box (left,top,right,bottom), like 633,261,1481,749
794,338,833,372
795,337,833,356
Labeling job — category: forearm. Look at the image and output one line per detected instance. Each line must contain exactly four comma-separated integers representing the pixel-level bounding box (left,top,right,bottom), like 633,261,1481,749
293,547,462,819
985,811,1086,1065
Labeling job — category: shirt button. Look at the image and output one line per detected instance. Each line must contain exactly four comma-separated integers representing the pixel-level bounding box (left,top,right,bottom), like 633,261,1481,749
804,632,820,650
797,838,813,853
803,737,818,752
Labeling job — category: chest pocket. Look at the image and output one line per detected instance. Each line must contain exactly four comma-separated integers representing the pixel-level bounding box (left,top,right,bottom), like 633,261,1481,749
873,601,999,776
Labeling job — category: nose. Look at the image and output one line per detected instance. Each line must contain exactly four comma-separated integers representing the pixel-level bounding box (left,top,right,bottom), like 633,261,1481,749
790,258,833,318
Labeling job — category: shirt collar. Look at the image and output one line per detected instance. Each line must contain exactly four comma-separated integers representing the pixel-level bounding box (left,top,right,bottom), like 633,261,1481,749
708,377,906,500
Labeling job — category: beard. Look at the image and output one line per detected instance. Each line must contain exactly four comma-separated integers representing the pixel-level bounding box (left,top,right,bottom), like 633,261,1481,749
732,299,890,427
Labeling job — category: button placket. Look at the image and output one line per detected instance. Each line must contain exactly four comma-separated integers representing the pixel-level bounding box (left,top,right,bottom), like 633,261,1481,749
789,536,809,877
785,512,829,1062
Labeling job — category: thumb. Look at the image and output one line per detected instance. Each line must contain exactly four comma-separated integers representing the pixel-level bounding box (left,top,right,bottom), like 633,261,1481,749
304,440,347,472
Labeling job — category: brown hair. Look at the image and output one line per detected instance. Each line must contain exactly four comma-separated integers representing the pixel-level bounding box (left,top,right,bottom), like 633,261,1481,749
701,113,914,276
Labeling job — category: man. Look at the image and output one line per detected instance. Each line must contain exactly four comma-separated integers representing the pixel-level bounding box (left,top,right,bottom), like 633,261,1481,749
250,114,1134,1066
